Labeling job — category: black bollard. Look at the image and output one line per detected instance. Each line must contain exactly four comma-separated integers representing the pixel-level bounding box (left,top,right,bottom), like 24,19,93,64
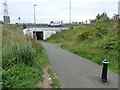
101,59,109,82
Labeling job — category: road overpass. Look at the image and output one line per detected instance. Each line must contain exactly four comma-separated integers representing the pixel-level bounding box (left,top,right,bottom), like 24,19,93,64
23,27,69,40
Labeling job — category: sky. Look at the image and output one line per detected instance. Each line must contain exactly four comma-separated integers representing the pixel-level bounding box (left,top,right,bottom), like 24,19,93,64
0,0,119,24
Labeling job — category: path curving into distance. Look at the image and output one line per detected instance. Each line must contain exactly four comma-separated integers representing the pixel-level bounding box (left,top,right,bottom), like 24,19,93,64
39,41,118,88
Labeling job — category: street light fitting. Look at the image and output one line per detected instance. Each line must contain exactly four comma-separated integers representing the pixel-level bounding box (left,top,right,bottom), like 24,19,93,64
33,4,37,39
34,4,37,6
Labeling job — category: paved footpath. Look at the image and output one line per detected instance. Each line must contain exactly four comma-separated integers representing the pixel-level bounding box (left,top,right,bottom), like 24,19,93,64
40,41,118,88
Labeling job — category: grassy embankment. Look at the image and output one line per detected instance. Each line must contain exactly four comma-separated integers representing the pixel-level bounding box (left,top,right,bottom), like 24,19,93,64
0,25,2,90
2,25,61,88
47,13,119,73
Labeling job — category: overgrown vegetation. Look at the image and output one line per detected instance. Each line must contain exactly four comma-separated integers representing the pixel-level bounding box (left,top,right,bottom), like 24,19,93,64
0,25,2,90
47,12,119,73
2,25,49,88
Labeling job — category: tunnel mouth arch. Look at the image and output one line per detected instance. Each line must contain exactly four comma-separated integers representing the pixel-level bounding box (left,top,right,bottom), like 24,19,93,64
33,31,43,40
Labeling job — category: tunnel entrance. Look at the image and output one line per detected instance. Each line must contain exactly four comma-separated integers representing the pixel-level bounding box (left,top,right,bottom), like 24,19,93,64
33,31,43,40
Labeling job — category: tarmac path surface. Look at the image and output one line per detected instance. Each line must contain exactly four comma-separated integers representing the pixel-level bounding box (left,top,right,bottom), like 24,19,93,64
39,41,118,88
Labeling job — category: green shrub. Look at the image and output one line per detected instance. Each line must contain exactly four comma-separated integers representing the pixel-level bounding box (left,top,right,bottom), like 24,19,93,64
2,45,35,70
2,64,42,88
78,30,90,40
23,23,26,29
95,22,108,38
102,39,118,51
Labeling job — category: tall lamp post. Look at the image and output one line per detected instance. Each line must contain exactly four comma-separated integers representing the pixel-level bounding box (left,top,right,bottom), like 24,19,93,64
34,4,37,39
69,0,72,29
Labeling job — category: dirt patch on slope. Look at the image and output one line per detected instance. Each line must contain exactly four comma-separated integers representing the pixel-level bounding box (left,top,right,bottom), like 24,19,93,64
37,66,52,88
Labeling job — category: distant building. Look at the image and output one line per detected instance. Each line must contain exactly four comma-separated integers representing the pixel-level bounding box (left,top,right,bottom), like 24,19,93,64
118,1,120,18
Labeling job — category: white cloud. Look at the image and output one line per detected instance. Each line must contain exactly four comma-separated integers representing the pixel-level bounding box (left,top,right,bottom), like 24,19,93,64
0,0,119,23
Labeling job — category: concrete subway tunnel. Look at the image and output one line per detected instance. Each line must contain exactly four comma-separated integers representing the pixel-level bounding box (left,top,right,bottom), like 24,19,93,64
33,31,43,40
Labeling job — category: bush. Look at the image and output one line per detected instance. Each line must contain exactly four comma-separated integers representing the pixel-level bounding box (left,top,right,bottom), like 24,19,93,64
102,39,118,51
2,45,35,70
2,64,42,88
78,30,90,40
23,23,26,29
95,22,108,38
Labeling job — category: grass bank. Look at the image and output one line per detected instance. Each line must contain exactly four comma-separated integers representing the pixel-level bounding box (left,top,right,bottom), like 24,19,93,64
47,13,119,73
0,25,2,90
2,25,61,88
